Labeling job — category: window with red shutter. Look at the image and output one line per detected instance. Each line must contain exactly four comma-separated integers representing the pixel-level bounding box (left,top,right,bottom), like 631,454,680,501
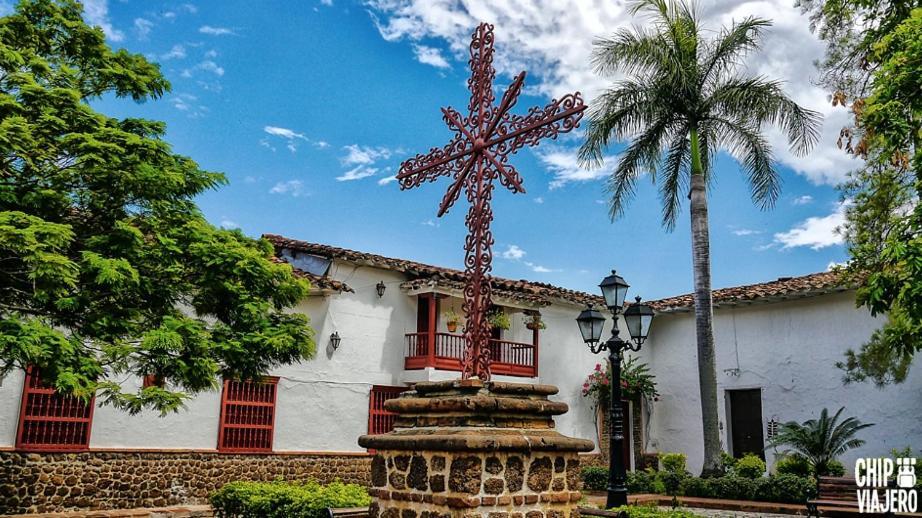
217,377,279,452
16,367,95,451
368,385,409,436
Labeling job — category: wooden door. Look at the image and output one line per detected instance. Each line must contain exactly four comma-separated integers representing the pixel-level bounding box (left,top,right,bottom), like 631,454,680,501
728,389,765,460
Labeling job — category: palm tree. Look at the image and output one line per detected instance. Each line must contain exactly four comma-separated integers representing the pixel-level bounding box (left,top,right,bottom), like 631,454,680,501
579,0,822,475
769,407,874,476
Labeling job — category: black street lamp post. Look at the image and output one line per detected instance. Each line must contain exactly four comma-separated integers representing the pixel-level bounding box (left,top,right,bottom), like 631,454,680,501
576,271,654,510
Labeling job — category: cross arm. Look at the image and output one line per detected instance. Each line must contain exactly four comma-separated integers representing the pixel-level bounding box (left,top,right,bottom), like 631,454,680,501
488,92,587,156
396,135,473,189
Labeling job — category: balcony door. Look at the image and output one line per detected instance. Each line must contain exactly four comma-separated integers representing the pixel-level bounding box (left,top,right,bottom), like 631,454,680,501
417,294,439,333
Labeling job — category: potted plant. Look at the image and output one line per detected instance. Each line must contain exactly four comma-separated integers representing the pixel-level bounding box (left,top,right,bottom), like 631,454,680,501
443,309,462,333
486,309,511,331
524,312,546,330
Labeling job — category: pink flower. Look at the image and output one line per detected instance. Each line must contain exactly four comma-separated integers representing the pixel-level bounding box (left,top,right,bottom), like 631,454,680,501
594,364,602,372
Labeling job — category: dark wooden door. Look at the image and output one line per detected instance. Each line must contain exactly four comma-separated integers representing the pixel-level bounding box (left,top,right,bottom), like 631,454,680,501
728,389,765,460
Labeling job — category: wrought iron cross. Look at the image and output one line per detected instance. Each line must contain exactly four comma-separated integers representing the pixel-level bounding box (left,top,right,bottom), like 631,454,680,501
396,23,586,380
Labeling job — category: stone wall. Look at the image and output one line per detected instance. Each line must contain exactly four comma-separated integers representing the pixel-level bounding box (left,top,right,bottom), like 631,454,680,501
369,451,582,518
590,400,646,470
0,450,371,515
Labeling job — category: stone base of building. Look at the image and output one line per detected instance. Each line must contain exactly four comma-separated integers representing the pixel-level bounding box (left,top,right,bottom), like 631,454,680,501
0,450,371,515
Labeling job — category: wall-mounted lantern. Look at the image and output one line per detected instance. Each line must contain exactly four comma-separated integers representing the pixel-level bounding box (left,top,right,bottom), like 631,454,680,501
330,331,341,351
376,281,386,298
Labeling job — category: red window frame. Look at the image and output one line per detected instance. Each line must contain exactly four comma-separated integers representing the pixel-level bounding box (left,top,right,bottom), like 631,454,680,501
16,367,95,452
217,377,279,453
368,385,409,436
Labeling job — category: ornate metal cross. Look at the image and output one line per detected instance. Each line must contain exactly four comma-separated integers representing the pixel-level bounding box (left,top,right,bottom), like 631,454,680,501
396,23,586,380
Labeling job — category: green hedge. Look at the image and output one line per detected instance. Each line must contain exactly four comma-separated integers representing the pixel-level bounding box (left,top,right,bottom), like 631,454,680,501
210,480,371,518
581,467,814,504
609,505,701,517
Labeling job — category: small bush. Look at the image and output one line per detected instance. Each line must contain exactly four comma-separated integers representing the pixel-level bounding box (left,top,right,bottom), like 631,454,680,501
719,451,737,475
627,470,655,494
753,474,815,504
609,505,701,517
708,475,756,500
826,459,846,477
581,466,609,491
735,454,766,479
774,454,812,477
210,480,371,518
659,452,687,474
680,476,713,498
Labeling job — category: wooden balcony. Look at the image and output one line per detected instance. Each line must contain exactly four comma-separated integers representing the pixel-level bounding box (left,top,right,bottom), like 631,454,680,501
404,332,538,377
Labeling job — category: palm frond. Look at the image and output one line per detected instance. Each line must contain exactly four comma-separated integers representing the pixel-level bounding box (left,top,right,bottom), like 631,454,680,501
659,129,690,229
591,29,673,78
579,81,667,168
707,116,780,208
698,16,772,86
605,115,675,220
769,407,873,475
706,77,822,155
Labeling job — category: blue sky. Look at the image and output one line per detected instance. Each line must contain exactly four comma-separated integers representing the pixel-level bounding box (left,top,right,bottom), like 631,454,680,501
64,0,857,299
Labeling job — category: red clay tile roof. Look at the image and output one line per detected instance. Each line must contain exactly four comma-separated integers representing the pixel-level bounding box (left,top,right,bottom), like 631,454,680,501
649,271,849,312
263,234,849,310
264,234,598,307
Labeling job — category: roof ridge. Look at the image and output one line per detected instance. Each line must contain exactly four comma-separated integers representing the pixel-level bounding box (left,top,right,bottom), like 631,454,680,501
263,233,848,311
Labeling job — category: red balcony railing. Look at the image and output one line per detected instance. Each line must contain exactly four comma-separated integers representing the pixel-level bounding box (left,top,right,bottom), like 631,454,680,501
405,332,538,377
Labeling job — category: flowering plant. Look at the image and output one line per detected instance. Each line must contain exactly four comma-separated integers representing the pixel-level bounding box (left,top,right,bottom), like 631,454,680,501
581,357,659,406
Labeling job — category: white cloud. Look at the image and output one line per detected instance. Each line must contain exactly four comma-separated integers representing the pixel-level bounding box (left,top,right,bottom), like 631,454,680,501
378,175,398,185
270,180,306,197
341,144,392,166
337,166,379,182
181,3,198,14
534,146,611,189
774,202,848,250
199,25,235,36
170,93,207,118
262,126,328,153
422,219,440,227
161,44,187,60
82,0,124,41
413,44,451,69
366,0,861,186
220,219,239,229
265,126,306,140
134,18,154,40
533,197,544,204
181,60,224,78
501,244,526,260
826,260,846,271
792,195,814,205
525,262,553,273
321,0,334,5
730,228,762,236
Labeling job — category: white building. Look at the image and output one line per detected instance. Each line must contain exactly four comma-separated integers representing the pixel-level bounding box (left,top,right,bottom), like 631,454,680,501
1,234,919,513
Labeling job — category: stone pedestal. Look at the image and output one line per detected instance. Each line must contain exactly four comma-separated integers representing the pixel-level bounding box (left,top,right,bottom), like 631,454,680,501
358,379,594,518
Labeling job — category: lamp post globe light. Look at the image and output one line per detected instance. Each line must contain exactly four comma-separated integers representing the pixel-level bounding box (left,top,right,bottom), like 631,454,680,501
576,270,654,509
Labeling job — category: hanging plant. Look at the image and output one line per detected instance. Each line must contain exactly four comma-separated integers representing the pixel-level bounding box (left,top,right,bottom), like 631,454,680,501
580,357,659,408
524,313,546,330
487,309,511,330
443,308,462,333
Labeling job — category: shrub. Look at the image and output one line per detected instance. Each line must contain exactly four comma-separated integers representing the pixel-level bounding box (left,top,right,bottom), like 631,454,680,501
708,476,756,500
581,466,610,491
735,454,766,479
680,476,713,498
609,505,701,517
659,452,687,474
627,470,655,494
656,470,686,501
826,459,846,477
753,474,815,504
210,480,371,518
774,454,812,477
719,451,737,475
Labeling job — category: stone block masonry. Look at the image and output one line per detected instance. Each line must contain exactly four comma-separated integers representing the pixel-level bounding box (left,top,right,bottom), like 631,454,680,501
0,450,371,515
359,379,595,518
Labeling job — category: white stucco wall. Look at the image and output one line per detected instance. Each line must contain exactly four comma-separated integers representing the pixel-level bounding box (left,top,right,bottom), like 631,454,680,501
644,291,922,474
0,257,600,452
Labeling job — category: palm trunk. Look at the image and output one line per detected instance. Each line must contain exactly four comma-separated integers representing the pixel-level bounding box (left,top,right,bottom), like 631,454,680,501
689,127,721,476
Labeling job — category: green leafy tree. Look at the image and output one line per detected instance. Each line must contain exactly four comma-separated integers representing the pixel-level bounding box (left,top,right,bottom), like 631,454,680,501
768,407,873,476
579,0,820,474
796,2,922,385
0,0,315,415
